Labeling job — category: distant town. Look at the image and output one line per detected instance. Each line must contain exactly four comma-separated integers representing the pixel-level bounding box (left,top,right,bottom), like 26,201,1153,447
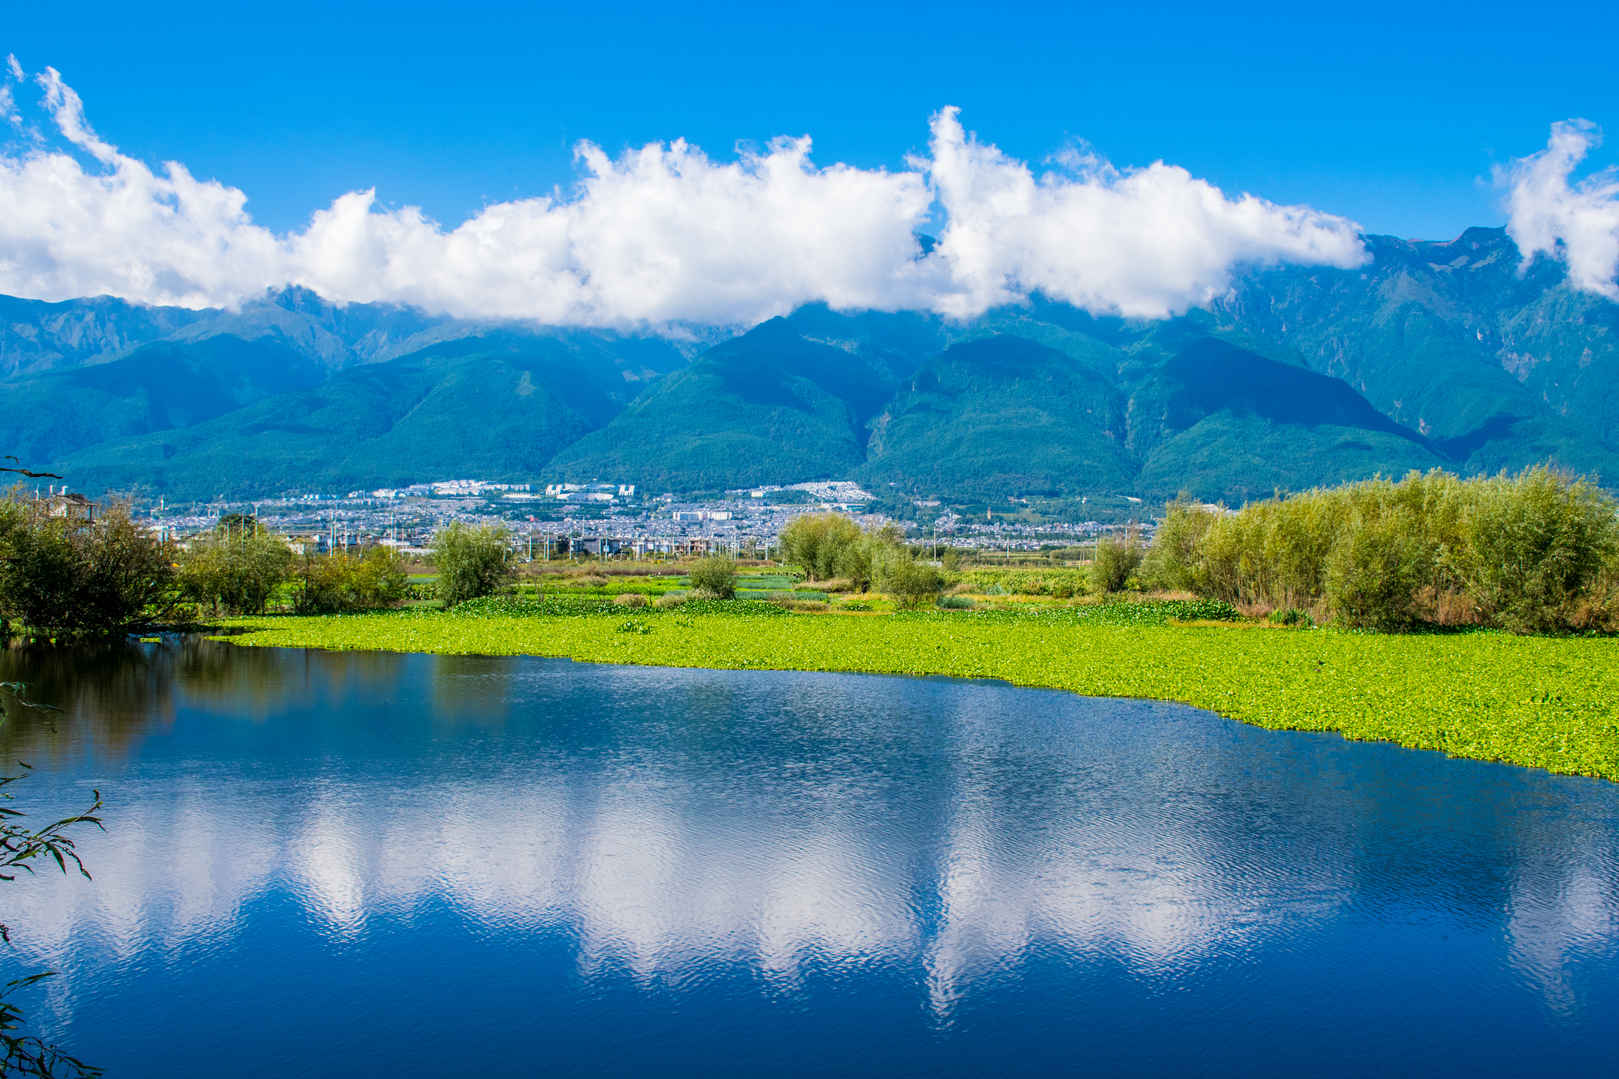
99,478,1145,558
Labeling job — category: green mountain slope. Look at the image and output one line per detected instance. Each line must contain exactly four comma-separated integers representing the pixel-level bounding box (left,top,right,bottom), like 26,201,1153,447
862,335,1133,499
6,334,329,465
57,332,670,497
547,317,907,491
1130,334,1444,500
1209,227,1619,479
856,325,1443,502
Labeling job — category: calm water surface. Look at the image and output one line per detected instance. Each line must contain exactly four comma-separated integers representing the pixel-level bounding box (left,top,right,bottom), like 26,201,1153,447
1,638,1617,1077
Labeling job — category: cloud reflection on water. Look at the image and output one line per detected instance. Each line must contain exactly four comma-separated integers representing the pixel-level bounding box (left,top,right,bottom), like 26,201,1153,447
1,640,1616,1031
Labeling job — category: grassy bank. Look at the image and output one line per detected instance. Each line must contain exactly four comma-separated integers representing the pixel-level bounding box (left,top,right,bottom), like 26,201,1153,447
222,601,1619,782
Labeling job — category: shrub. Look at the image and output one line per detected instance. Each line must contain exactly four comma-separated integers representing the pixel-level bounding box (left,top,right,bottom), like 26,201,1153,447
880,556,944,610
295,547,409,614
1091,532,1144,594
614,592,649,608
1324,510,1430,630
1142,466,1619,635
0,500,175,635
777,514,914,592
1454,467,1619,634
778,513,864,579
431,523,513,607
849,525,908,592
1268,607,1314,628
1141,499,1218,592
177,520,293,616
937,594,975,610
1575,553,1619,632
688,556,737,599
653,592,688,609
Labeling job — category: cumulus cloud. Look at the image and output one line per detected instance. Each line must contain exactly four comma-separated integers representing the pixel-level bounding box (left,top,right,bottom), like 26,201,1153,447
0,70,282,309
1502,120,1619,299
0,63,1371,325
281,138,939,324
924,107,1368,318
1,54,20,128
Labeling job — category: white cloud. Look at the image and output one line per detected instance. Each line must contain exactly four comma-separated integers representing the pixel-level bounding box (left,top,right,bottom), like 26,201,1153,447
36,66,118,164
924,107,1368,318
1,54,19,128
281,138,939,324
0,63,1371,325
1501,120,1619,300
0,68,283,309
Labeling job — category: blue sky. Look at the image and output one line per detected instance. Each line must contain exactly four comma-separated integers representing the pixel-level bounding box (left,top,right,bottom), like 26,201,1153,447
8,0,1618,240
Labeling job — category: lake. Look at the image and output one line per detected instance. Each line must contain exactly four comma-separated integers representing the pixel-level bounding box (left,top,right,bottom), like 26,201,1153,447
1,637,1617,1077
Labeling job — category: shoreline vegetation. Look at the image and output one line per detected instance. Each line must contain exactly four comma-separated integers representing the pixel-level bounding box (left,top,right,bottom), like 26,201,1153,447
4,465,1617,782
222,598,1619,784
215,466,1619,783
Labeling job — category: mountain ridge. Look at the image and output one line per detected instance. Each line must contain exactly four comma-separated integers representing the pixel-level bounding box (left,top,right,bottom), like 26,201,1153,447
5,227,1617,503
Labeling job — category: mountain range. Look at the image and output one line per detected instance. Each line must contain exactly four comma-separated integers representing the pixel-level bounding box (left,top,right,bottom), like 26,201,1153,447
3,227,1615,507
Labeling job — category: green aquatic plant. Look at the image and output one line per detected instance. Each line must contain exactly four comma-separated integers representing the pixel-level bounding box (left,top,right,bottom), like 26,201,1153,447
1268,607,1314,629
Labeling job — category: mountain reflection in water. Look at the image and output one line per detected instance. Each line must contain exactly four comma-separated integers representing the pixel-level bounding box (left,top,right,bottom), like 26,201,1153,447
1,638,1616,1077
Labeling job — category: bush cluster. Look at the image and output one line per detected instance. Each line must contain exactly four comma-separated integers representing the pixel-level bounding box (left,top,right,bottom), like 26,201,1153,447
295,547,409,614
883,559,945,610
0,499,173,635
779,513,944,606
687,556,737,599
1143,466,1619,633
177,521,294,615
431,523,513,607
179,516,415,616
1091,532,1145,594
3,497,504,630
777,513,864,580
